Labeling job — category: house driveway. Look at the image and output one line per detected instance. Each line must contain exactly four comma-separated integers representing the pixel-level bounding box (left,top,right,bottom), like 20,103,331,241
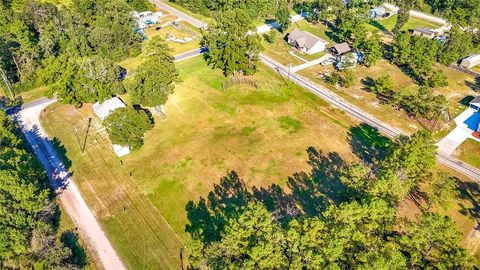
437,108,480,155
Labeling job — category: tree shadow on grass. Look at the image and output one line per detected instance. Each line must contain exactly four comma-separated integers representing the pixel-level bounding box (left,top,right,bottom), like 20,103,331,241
457,180,480,221
61,230,88,268
369,20,387,32
51,137,72,171
348,124,393,165
185,147,349,242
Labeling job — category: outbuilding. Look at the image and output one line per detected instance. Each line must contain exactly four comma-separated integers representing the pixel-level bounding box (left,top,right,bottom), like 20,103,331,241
287,29,329,55
460,54,480,69
413,27,435,39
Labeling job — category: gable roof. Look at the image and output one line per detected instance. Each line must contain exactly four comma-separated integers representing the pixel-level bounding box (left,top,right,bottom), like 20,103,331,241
288,29,328,50
333,42,352,55
414,27,435,36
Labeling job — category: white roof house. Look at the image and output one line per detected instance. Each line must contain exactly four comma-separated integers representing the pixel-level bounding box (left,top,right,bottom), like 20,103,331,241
92,97,126,121
92,97,131,157
131,11,163,30
460,54,480,69
288,29,329,55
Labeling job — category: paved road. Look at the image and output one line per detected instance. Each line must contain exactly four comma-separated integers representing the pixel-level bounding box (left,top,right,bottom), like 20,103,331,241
153,0,480,182
174,47,205,62
152,0,207,28
15,98,126,270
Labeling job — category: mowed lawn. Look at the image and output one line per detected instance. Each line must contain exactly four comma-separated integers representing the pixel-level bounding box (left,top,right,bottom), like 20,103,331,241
40,56,361,269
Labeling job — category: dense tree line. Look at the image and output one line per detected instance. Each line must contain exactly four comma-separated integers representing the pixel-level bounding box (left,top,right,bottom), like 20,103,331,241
186,131,469,269
0,111,79,268
170,0,289,21
0,0,149,95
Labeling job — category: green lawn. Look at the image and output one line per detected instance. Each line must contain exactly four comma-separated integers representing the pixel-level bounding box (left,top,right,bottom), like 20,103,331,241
456,139,480,168
41,56,362,269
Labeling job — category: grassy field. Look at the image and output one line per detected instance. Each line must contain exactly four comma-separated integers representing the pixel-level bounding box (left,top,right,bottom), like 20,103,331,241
41,56,363,268
456,139,480,168
40,55,480,266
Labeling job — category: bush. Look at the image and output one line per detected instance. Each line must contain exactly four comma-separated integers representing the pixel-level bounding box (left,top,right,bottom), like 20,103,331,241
263,30,278,44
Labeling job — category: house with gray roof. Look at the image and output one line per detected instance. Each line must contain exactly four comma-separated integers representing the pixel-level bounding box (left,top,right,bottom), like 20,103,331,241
287,29,329,55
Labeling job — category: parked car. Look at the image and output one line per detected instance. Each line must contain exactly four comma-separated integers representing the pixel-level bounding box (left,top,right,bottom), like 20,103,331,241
155,26,161,31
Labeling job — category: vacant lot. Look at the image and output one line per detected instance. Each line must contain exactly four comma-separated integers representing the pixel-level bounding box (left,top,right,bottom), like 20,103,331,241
41,56,363,268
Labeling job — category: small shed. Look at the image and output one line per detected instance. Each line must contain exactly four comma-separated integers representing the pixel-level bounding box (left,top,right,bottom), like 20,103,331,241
460,54,480,69
92,97,126,121
370,7,386,18
287,29,329,55
413,27,435,39
333,42,352,56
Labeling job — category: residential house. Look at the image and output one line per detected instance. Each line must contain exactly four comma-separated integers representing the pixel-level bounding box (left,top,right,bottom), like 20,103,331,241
287,29,329,55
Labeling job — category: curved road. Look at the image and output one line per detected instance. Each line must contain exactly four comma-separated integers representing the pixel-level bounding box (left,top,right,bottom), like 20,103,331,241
16,98,126,270
153,0,480,182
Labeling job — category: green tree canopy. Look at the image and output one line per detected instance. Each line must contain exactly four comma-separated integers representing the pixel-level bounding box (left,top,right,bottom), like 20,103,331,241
41,55,126,106
201,8,262,76
104,106,153,149
127,37,179,107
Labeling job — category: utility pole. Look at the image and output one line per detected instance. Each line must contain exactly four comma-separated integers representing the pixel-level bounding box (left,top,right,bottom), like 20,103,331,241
0,68,14,98
81,118,92,154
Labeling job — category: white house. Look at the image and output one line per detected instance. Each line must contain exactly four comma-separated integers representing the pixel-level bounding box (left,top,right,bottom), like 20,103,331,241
92,97,126,121
92,97,131,157
131,11,163,30
288,29,329,55
460,54,480,69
